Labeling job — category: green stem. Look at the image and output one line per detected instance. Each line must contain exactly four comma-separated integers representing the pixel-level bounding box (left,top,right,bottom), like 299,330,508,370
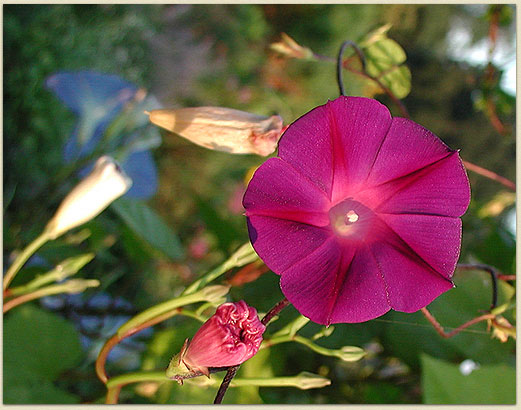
108,371,326,389
117,285,228,337
3,279,100,313
9,253,95,297
261,334,364,362
107,371,170,389
96,287,228,384
293,335,343,358
97,309,185,384
270,315,310,338
9,271,60,297
182,243,257,295
228,373,330,389
4,230,52,291
105,370,331,398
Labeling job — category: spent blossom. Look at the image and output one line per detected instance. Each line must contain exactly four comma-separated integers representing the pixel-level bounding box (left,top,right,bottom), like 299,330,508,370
243,96,470,325
270,33,315,60
147,106,283,156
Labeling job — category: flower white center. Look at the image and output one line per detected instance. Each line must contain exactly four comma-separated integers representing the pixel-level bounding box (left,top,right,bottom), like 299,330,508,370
345,210,359,224
329,199,375,242
333,210,359,236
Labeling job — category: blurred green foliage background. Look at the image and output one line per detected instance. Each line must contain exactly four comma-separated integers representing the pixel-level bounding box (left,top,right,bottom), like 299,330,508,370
3,4,516,405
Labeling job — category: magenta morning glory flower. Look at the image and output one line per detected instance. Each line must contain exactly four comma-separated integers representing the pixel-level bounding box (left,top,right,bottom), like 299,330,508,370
171,301,265,377
243,96,470,325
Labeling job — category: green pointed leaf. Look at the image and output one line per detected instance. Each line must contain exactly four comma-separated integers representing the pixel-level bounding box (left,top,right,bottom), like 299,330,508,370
360,26,411,99
421,354,515,404
378,65,412,99
365,38,407,69
112,198,184,261
294,335,365,362
4,304,83,379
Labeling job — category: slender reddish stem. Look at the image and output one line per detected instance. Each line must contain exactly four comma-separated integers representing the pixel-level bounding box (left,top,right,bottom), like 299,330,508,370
342,64,410,118
96,309,181,384
105,385,122,405
261,298,290,325
213,365,240,404
96,335,120,384
485,98,507,135
3,294,34,313
421,307,495,339
482,7,508,136
462,160,515,191
4,287,62,313
497,274,516,281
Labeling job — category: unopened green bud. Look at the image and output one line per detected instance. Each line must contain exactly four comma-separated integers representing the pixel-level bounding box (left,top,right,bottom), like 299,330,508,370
336,346,366,362
64,279,100,294
295,371,331,389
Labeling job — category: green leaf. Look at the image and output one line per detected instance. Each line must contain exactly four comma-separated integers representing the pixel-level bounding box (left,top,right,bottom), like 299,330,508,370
365,38,406,68
3,376,80,404
421,354,515,404
428,269,515,362
3,304,83,404
360,25,412,99
378,65,412,99
471,220,516,274
112,198,184,261
363,382,404,404
4,304,83,379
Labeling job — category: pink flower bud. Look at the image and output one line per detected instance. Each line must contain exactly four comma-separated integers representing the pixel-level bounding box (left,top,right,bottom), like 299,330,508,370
180,301,265,376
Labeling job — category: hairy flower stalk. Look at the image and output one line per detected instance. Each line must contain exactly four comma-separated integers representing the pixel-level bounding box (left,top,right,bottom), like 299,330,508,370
166,301,265,381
